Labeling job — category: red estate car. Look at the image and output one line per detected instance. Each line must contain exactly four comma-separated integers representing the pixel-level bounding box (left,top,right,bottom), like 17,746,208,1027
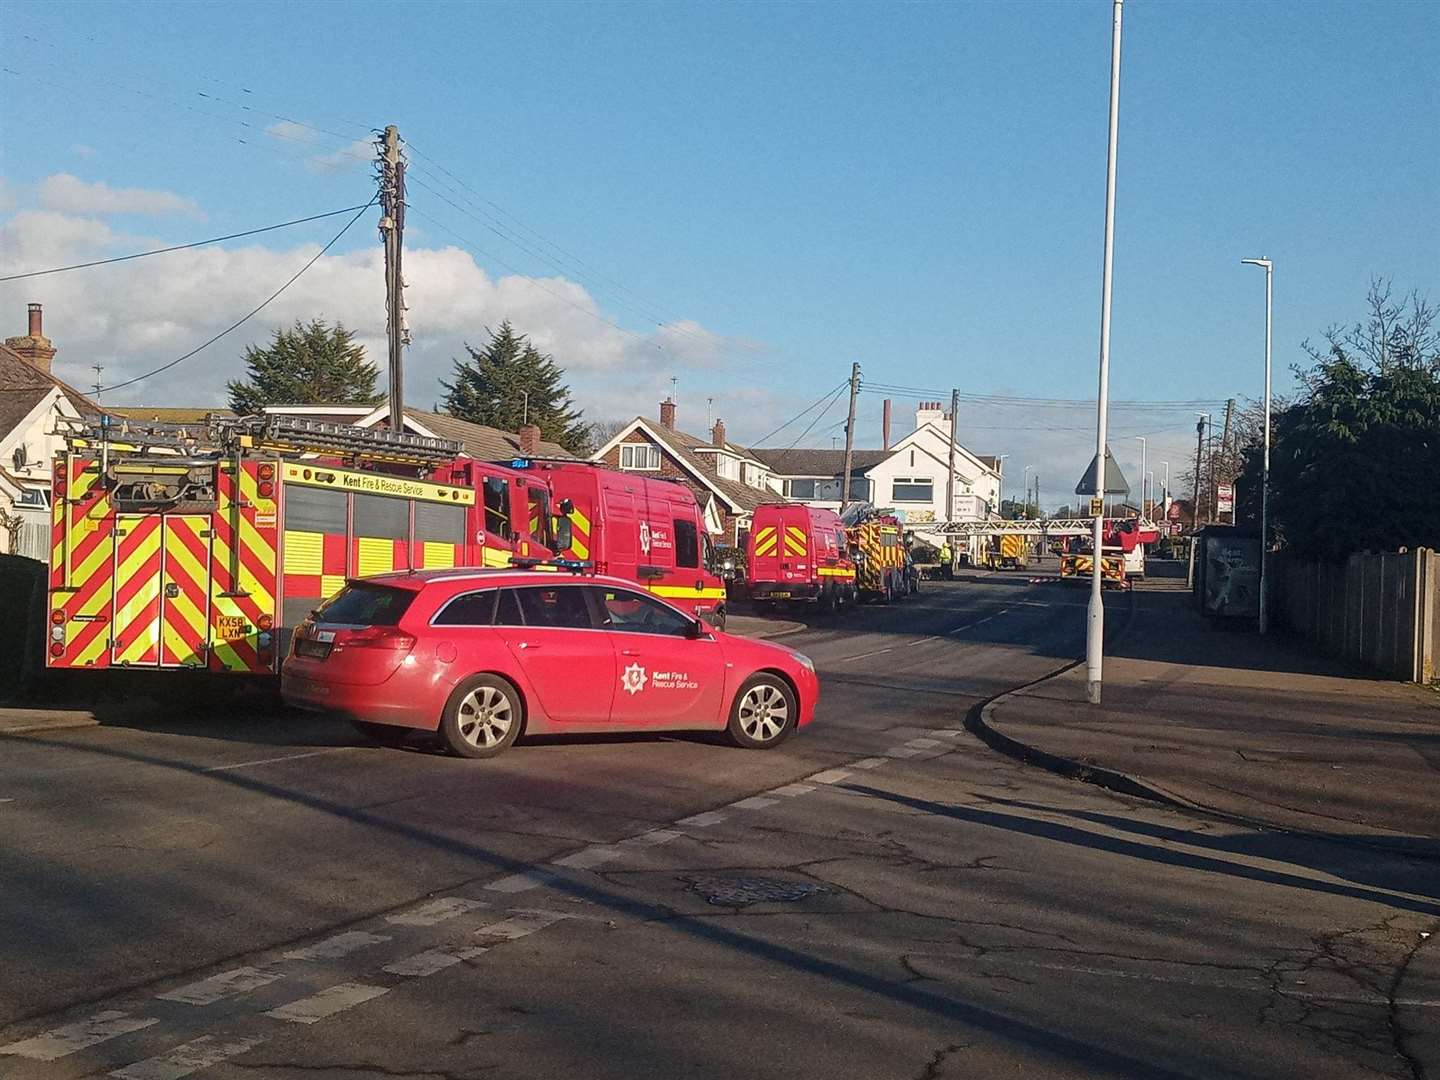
282,569,818,758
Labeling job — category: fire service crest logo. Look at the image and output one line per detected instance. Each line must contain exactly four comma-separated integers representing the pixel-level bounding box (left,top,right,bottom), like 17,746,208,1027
621,662,648,695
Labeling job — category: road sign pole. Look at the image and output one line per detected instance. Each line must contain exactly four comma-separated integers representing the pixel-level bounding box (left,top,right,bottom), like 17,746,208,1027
1087,0,1123,706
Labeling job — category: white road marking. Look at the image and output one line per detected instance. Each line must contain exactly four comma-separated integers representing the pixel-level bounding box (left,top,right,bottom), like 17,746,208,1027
201,748,352,774
906,737,944,750
766,783,817,797
383,944,489,977
884,746,924,758
552,846,623,870
729,796,779,810
265,982,389,1025
676,810,728,827
282,931,389,961
804,769,852,785
621,829,684,847
484,870,560,893
473,909,570,941
834,646,893,662
850,757,889,770
158,966,281,1005
385,896,485,927
111,1034,266,1080
1,1012,159,1061
0,798,14,804
935,729,966,738
948,617,993,634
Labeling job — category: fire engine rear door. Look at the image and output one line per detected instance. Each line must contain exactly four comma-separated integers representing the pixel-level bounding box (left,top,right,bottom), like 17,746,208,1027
110,514,163,666
160,516,213,668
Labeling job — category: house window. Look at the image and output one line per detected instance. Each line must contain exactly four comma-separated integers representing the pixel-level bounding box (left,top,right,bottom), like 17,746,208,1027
891,477,934,503
786,478,817,500
715,455,739,481
619,443,660,471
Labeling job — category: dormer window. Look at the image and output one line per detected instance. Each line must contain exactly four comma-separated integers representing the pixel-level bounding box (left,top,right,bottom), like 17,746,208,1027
619,443,661,470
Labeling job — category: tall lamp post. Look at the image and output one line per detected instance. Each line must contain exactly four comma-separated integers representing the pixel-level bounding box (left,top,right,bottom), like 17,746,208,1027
1086,0,1124,705
1160,460,1169,510
995,454,1009,516
1134,436,1146,517
1022,465,1032,516
1241,256,1273,634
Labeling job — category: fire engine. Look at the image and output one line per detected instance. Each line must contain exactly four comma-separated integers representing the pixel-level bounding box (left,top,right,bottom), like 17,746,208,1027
46,414,560,674
746,503,856,610
848,511,909,603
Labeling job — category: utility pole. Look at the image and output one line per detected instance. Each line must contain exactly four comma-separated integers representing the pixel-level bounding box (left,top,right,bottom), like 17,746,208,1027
1193,414,1208,524
91,364,104,402
1218,397,1235,519
1086,0,1124,706
839,362,861,513
378,125,407,430
945,388,960,523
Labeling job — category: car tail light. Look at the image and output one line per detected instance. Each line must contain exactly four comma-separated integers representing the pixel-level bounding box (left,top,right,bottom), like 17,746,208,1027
257,481,275,498
336,626,416,651
257,463,275,481
51,609,66,625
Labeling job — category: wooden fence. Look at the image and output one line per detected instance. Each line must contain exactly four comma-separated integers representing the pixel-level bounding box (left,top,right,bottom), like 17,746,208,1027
1275,548,1438,683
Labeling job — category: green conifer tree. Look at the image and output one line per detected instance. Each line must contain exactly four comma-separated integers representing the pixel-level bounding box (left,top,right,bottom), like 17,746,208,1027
227,320,383,413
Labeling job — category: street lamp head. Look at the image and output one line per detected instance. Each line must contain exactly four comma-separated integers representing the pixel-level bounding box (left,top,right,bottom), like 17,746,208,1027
1241,258,1272,269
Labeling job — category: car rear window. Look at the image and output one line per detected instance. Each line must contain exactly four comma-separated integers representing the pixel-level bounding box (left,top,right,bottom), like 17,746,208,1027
313,583,416,626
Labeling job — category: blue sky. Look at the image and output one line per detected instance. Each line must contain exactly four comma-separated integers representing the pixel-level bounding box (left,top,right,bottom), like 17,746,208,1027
2,0,1435,504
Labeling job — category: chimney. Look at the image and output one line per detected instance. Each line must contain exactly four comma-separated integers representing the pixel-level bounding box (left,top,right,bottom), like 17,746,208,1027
659,398,676,430
882,398,893,450
5,303,58,373
518,424,541,457
712,417,726,447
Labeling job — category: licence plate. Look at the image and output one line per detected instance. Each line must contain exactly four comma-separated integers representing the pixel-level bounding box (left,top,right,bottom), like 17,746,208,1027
216,615,249,639
771,592,791,599
296,638,332,660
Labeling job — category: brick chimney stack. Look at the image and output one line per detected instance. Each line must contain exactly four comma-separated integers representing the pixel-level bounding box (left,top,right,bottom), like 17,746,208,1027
6,303,57,373
712,418,726,447
517,424,541,457
659,398,676,430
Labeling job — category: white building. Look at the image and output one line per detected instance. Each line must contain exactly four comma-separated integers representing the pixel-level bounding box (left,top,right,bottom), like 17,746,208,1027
751,400,1003,531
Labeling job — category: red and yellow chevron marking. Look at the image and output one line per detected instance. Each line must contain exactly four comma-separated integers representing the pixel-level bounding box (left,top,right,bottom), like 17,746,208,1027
752,525,778,558
112,515,162,666
161,517,211,667
783,526,808,557
566,507,591,562
49,457,114,668
210,463,278,673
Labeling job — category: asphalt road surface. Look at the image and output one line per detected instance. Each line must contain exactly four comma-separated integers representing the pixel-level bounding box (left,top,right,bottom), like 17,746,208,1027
2,573,1436,1080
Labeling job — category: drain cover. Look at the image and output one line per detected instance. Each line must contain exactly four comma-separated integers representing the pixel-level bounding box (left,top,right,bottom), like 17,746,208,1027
683,875,826,906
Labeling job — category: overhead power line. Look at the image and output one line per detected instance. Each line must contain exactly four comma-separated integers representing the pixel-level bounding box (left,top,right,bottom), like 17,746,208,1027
861,382,1226,411
98,196,377,395
746,380,851,448
0,203,374,282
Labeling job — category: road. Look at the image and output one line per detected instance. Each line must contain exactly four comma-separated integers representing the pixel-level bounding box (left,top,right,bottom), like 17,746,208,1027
2,572,1435,1080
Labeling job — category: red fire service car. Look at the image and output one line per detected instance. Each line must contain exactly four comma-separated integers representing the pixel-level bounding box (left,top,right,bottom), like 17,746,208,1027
282,569,818,758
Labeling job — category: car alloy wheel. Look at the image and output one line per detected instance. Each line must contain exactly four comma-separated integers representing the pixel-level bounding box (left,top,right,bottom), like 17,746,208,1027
457,685,514,749
441,675,523,759
728,675,796,748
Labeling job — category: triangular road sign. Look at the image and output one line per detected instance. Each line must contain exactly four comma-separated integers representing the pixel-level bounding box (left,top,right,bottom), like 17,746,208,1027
1074,446,1131,496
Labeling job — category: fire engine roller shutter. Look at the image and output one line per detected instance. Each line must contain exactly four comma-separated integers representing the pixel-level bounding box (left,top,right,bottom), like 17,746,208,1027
353,492,408,577
161,517,212,667
211,462,278,673
111,514,163,666
414,500,465,569
281,484,346,635
50,455,114,668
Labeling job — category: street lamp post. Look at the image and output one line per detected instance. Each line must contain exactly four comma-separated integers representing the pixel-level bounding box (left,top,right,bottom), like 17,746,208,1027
995,454,1010,516
1161,460,1169,511
1134,436,1146,517
1087,0,1124,706
1241,257,1273,635
1023,465,1032,516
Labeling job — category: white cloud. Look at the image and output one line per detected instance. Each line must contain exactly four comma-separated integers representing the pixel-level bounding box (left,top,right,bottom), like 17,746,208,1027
263,120,319,147
306,138,374,175
0,200,756,437
70,143,98,160
37,174,204,221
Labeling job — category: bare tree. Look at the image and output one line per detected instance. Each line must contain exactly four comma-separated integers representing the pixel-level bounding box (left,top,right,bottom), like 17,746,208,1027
1301,278,1439,378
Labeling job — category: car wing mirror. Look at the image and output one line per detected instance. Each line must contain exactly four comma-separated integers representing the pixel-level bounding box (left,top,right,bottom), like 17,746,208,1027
687,617,705,639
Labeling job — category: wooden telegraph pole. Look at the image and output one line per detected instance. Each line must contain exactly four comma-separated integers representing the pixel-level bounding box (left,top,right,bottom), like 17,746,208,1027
839,362,861,512
378,125,407,430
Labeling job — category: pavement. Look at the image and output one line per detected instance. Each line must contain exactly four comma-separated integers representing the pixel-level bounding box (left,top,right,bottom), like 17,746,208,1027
982,575,1440,848
2,575,1437,1079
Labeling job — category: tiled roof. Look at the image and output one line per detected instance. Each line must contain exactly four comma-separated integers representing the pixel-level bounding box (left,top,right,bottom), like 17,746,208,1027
625,419,770,513
406,409,577,461
976,454,1003,472
749,448,891,477
0,343,99,421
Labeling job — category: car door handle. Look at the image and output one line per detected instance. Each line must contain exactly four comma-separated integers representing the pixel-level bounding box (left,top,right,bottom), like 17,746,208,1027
517,642,541,650
620,649,641,657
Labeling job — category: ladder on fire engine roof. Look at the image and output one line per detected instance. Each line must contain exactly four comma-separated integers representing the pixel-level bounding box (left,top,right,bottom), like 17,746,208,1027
54,413,464,468
929,517,1161,538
